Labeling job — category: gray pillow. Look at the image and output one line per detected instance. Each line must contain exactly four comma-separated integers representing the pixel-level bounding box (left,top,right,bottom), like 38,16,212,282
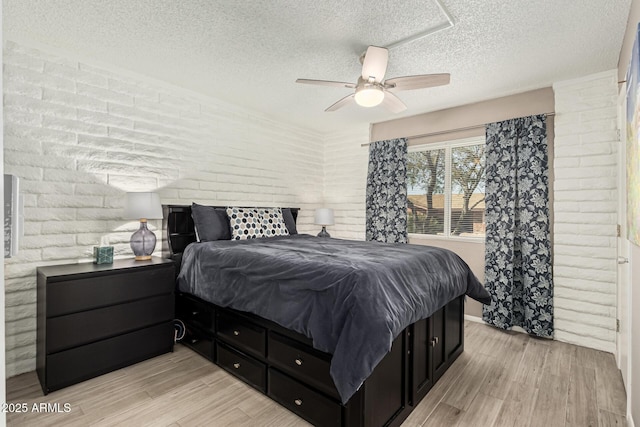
191,203,231,241
282,208,298,235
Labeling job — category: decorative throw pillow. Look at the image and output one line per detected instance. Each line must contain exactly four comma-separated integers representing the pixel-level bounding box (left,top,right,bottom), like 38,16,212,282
259,208,290,237
226,207,264,240
191,203,231,241
281,208,298,235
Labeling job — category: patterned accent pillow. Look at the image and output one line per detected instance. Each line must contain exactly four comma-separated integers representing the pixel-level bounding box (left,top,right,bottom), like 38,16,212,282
226,207,264,240
259,208,290,237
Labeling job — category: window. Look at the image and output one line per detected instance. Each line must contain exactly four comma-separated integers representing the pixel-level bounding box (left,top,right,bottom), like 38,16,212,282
407,137,486,239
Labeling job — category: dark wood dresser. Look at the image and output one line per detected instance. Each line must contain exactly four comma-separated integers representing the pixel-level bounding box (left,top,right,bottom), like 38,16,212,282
36,257,175,394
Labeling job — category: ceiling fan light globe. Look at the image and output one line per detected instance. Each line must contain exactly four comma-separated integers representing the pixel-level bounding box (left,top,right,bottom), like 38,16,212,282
354,86,384,107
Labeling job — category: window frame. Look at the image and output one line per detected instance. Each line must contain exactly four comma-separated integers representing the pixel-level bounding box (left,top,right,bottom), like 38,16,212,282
407,135,486,242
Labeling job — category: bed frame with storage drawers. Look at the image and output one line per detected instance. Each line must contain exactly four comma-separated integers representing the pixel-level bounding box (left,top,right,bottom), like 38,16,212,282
164,205,465,427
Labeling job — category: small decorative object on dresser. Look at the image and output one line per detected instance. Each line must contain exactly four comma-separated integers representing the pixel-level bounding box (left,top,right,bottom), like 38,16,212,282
92,246,113,264
124,192,163,260
36,257,175,394
93,236,113,264
314,208,334,237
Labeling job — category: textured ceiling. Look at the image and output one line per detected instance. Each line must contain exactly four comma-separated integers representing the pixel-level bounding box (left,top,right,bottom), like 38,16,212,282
3,0,633,133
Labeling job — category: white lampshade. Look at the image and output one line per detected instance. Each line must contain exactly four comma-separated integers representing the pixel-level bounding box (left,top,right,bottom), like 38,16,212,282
354,85,384,107
124,192,163,220
314,208,335,226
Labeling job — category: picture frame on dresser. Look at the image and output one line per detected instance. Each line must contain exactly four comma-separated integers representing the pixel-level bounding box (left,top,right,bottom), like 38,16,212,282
4,174,20,258
36,257,175,394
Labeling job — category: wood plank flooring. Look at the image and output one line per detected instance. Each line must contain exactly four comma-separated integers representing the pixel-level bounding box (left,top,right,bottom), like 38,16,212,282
6,321,627,426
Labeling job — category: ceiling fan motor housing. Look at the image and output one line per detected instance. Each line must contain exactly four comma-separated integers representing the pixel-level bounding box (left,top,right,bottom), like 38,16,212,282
354,79,384,107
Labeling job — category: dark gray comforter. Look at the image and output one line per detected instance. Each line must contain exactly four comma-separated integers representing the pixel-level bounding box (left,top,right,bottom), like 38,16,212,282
177,234,490,403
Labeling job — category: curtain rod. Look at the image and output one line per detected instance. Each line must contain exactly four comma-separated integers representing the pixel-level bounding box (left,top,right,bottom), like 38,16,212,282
360,112,556,147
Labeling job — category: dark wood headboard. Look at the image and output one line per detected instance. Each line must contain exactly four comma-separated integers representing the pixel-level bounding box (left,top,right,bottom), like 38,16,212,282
162,205,300,259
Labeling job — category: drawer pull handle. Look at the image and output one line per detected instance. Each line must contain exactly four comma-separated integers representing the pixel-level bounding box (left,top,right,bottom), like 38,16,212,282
192,311,199,316
233,363,241,369
294,358,303,366
431,336,439,347
190,338,199,345
294,399,303,406
233,330,240,336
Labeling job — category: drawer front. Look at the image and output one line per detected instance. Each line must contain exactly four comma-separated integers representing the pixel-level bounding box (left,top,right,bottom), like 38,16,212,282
268,369,342,427
217,312,266,357
47,266,174,317
45,322,173,393
268,332,337,398
176,296,214,332
183,323,214,362
216,342,266,392
47,294,174,353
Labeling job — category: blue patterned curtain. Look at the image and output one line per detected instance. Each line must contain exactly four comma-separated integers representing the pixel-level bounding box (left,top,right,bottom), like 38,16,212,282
366,138,408,243
482,115,553,338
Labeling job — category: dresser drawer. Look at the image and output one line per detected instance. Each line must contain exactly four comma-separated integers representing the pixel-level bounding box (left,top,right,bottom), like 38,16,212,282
216,342,266,392
268,368,342,427
47,267,173,317
268,332,337,399
47,294,174,353
217,311,265,357
176,295,214,332
183,323,214,362
45,322,173,393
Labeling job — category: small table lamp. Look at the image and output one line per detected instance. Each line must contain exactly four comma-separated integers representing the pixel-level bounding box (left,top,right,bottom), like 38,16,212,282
124,192,163,261
314,208,334,238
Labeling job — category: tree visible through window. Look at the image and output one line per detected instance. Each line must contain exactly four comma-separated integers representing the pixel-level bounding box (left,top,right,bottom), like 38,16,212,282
407,138,486,238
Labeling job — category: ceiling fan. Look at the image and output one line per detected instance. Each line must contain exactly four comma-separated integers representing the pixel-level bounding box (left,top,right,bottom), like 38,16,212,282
296,46,450,113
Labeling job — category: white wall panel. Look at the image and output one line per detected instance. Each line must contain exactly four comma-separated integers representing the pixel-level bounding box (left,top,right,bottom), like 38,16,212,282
553,70,619,353
3,41,324,376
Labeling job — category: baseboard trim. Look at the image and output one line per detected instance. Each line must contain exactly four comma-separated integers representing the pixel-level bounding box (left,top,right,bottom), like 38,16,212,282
463,314,484,324
464,314,527,334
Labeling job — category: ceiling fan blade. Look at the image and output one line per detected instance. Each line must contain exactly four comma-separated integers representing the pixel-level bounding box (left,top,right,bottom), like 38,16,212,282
380,91,407,113
296,79,356,89
325,94,355,112
361,46,389,82
384,73,450,91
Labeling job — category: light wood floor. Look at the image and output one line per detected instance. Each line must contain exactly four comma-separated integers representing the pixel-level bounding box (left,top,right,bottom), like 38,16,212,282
6,321,627,427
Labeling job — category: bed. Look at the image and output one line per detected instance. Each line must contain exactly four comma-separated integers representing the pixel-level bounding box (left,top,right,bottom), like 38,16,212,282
164,205,490,427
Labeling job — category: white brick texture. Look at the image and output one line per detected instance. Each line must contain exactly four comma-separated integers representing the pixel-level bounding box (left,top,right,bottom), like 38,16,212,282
552,70,619,353
3,41,324,377
323,127,370,240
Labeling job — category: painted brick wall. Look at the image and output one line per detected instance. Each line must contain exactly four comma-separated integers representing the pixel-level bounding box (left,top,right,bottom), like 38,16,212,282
552,70,619,353
3,41,325,376
323,127,370,240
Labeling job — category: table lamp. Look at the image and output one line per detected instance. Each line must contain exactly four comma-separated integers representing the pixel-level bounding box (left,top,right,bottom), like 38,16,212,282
314,208,334,238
